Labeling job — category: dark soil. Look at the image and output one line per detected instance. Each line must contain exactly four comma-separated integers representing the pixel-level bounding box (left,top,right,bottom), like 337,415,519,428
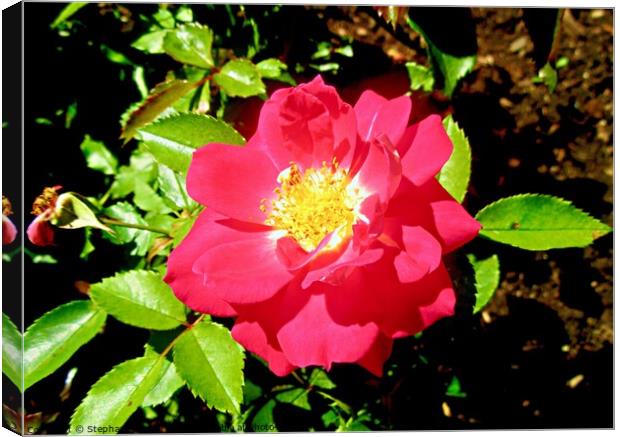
6,5,612,433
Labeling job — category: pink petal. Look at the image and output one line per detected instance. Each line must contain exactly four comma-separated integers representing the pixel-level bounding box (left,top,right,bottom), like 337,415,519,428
2,215,17,245
354,138,402,204
392,225,443,283
232,319,296,377
378,262,456,339
164,210,251,316
27,212,54,247
398,114,454,186
276,288,380,369
387,178,480,253
192,230,294,304
186,143,279,224
301,245,384,289
356,333,393,377
354,90,411,145
257,76,356,170
325,253,456,339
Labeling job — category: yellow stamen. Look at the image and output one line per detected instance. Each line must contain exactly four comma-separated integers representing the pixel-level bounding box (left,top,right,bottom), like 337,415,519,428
31,186,60,216
2,196,12,216
263,161,364,252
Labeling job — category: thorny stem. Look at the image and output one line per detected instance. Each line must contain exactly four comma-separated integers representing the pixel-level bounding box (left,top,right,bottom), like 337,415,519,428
100,217,172,236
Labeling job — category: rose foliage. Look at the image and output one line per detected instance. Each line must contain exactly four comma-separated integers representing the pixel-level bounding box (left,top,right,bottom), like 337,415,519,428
165,76,481,376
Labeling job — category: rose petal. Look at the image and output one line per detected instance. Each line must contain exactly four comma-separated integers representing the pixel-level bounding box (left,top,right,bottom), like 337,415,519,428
186,143,279,224
354,90,412,145
398,114,454,186
302,245,384,289
356,333,393,377
193,231,293,304
164,210,252,316
353,138,402,204
2,215,17,245
387,177,480,253
257,76,355,170
277,288,380,369
26,212,54,247
378,262,456,339
391,225,443,283
232,319,296,377
324,253,455,339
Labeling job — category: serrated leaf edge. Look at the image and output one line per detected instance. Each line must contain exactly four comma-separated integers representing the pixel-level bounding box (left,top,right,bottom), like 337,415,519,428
173,321,245,414
69,355,165,434
90,270,186,329
476,193,612,231
24,300,106,390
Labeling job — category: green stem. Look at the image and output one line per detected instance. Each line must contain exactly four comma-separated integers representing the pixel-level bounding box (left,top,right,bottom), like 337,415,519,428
291,370,306,386
100,217,171,236
160,314,207,358
98,185,113,207
317,390,353,415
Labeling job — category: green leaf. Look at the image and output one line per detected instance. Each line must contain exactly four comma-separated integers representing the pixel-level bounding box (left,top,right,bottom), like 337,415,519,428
446,375,467,398
437,116,472,203
141,347,184,407
163,24,214,69
102,202,154,256
171,214,198,247
2,313,22,390
215,59,266,98
157,164,195,210
153,8,175,29
110,148,158,199
468,254,501,313
137,113,245,175
120,79,201,143
133,180,172,214
69,355,167,435
476,194,612,250
80,228,95,260
275,387,311,411
90,270,186,330
100,44,135,67
532,61,558,93
243,379,263,404
50,2,87,29
173,320,244,414
256,58,287,79
405,61,434,92
175,5,194,23
132,30,168,54
24,300,106,390
406,14,476,97
252,399,278,432
308,368,335,390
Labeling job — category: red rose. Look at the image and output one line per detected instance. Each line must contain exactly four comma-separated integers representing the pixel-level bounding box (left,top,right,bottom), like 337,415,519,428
2,196,17,245
165,76,480,376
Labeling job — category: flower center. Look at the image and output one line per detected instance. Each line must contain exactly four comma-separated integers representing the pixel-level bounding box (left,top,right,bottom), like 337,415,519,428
31,186,60,216
2,196,12,216
262,160,364,252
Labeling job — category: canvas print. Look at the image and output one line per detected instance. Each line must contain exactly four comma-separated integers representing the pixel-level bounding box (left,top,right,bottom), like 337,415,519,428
1,2,613,434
